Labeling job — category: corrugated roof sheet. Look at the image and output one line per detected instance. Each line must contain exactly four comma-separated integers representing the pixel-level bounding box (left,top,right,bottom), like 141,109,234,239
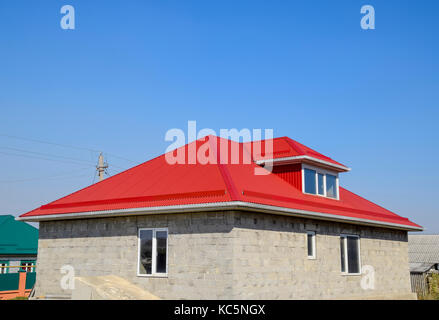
409,262,437,273
0,215,38,255
408,234,439,264
244,136,348,168
18,135,421,230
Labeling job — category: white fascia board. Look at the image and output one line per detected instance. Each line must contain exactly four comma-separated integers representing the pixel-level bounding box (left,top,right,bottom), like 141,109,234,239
256,155,351,172
16,201,422,232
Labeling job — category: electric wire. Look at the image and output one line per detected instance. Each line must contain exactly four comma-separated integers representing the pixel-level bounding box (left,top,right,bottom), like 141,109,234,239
0,167,92,183
0,134,134,183
0,134,137,163
0,151,96,167
0,146,96,165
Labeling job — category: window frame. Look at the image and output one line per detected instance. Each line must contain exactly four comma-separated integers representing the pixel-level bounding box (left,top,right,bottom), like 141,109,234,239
137,227,169,278
0,260,9,274
317,172,325,195
20,260,35,272
301,164,340,200
306,231,316,260
340,234,362,275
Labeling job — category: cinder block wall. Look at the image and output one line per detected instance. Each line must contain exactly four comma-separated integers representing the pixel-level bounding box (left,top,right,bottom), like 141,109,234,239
231,212,412,299
36,211,235,299
35,211,412,299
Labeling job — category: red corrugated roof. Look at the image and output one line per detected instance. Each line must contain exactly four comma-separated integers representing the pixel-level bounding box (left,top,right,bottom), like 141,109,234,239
243,136,348,168
19,135,421,230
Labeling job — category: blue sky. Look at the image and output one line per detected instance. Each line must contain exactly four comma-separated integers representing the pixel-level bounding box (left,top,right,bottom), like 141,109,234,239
0,1,438,232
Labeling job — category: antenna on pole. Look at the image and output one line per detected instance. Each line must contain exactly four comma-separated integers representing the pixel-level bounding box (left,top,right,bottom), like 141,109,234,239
96,153,108,182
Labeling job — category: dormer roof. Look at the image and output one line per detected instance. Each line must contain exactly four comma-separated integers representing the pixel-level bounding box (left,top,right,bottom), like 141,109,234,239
244,137,350,172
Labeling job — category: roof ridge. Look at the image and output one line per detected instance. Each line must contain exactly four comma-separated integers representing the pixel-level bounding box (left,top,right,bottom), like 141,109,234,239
283,137,307,155
207,136,240,201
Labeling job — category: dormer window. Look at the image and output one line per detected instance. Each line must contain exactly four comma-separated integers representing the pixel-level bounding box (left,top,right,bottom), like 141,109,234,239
326,174,337,198
302,165,339,199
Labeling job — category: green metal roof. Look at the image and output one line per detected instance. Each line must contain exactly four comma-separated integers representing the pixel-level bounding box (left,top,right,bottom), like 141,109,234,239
0,215,38,256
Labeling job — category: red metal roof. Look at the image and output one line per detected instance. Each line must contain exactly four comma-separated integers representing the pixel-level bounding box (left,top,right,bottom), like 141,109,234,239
243,136,348,169
19,135,421,230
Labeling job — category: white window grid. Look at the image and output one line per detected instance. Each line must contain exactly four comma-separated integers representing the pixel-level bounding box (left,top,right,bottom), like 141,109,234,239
301,164,340,200
137,227,168,277
340,234,362,275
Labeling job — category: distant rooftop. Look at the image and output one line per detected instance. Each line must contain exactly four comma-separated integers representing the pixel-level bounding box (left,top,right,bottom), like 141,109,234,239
0,215,38,256
408,234,439,272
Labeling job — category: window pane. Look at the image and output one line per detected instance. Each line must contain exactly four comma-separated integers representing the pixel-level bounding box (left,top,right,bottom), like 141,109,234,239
304,169,316,194
155,231,168,274
340,237,346,272
20,262,32,272
326,174,337,198
307,233,314,257
347,237,360,274
317,173,324,195
139,230,153,275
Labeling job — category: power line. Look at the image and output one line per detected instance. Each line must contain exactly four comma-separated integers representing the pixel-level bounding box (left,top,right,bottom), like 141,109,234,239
0,150,128,172
0,134,100,153
0,146,96,165
105,153,137,164
0,167,92,183
0,151,97,167
91,169,97,185
0,134,132,183
0,133,138,164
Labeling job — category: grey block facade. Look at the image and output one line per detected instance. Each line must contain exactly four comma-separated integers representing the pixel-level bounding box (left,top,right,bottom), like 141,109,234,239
34,210,413,299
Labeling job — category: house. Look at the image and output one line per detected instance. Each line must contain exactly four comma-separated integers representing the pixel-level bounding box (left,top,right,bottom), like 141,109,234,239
17,135,422,299
0,215,38,273
408,234,439,296
0,215,38,299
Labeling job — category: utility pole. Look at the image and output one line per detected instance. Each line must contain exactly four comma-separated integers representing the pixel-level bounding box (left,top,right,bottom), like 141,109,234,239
96,153,108,182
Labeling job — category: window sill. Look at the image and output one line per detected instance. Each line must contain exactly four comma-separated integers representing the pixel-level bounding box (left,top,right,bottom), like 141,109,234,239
137,273,168,278
307,256,316,260
341,272,362,276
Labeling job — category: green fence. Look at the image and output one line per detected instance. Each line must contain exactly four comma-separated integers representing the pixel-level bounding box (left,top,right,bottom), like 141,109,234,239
0,272,36,291
25,272,36,289
0,273,19,291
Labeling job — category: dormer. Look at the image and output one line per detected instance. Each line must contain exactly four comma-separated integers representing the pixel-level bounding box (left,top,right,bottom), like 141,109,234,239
302,164,339,199
247,137,350,200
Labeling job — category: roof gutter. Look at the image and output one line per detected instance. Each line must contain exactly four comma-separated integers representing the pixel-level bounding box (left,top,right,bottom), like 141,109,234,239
256,155,351,172
16,201,422,232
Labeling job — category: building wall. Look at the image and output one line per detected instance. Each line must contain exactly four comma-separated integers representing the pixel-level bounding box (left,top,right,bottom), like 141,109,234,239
231,212,411,299
34,211,412,299
35,212,235,299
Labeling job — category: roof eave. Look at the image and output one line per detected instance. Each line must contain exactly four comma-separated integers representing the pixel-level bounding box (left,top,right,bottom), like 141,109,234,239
16,201,422,232
256,155,351,172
